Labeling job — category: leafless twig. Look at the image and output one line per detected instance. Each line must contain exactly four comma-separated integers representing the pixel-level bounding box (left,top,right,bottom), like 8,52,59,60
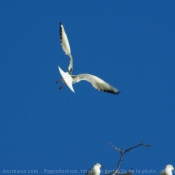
106,141,151,175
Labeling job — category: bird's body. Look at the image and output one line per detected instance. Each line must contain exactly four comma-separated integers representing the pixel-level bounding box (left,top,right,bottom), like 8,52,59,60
160,165,174,175
58,66,74,93
57,23,120,95
86,163,103,175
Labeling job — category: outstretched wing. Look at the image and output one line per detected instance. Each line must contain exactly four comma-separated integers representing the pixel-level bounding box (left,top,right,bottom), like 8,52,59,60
72,74,120,94
60,23,73,74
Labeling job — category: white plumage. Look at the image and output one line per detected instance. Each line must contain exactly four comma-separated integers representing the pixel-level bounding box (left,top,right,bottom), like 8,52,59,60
58,23,120,94
86,163,103,175
160,165,174,175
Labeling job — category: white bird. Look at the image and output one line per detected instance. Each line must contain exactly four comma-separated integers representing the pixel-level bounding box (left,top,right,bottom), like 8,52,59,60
86,163,103,175
160,165,174,175
56,23,120,95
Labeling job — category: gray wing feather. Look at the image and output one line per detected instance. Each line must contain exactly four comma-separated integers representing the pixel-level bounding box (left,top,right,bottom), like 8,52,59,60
60,23,73,74
160,171,166,175
85,168,93,175
72,74,120,94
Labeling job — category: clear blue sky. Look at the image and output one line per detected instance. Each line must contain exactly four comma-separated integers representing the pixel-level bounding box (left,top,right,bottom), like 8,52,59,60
0,1,175,174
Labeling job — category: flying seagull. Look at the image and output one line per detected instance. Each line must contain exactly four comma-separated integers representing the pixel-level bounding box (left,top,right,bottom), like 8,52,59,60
56,23,120,94
86,163,103,175
160,165,174,175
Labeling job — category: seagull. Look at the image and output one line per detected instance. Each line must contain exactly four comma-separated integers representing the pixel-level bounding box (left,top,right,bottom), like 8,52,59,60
56,23,120,94
160,165,174,175
86,163,103,175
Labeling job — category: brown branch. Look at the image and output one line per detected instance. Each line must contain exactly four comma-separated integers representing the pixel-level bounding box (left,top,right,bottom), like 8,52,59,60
106,141,151,175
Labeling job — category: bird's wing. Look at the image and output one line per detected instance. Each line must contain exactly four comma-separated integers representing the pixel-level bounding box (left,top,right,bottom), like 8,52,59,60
72,74,120,94
160,169,167,175
85,168,93,175
60,23,73,74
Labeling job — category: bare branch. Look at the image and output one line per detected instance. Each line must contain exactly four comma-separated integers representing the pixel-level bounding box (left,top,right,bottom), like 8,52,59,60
106,141,151,175
109,143,122,153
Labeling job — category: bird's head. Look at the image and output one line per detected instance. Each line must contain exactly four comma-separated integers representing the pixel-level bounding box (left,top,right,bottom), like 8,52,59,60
166,164,174,171
94,163,104,169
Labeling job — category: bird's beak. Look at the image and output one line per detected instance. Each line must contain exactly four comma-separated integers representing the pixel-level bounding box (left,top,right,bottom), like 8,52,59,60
101,165,104,168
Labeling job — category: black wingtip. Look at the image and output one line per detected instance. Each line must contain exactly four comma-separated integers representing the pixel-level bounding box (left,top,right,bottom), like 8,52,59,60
100,89,120,95
106,89,120,95
60,23,63,41
115,90,120,95
60,23,62,30
60,23,63,33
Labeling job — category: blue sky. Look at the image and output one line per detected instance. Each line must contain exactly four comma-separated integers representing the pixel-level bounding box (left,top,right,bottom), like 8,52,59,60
0,1,175,174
